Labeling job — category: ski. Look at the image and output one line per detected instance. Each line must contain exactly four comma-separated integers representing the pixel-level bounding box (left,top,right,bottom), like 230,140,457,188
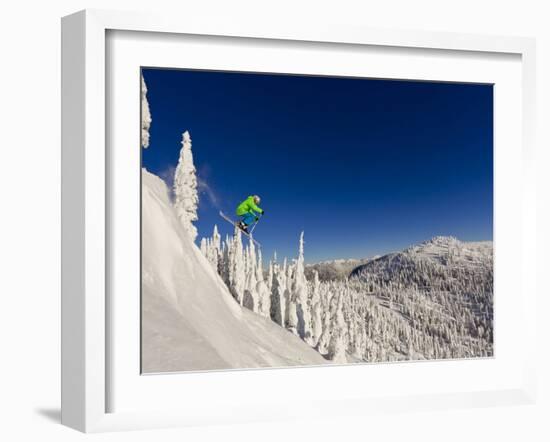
219,211,262,247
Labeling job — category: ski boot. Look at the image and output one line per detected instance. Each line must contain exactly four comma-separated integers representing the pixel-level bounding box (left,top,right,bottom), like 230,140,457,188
237,221,249,234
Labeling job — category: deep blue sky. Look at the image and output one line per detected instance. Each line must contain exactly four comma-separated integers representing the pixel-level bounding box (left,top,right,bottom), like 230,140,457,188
142,68,493,263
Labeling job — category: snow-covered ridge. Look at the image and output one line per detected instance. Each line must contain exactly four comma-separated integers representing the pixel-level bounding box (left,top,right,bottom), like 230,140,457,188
305,258,369,281
405,235,492,257
316,258,366,265
141,168,327,373
302,236,492,282
352,235,493,277
345,236,493,360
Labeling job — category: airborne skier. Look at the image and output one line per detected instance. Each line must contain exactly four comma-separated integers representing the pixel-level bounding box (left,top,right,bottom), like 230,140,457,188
235,195,264,234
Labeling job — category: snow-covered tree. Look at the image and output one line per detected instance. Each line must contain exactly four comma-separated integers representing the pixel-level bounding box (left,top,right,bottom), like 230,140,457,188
220,234,232,286
211,225,221,272
256,249,271,318
328,291,347,363
229,228,246,305
310,271,323,347
284,258,299,335
200,225,222,273
267,258,274,293
141,74,152,148
212,225,221,251
173,131,198,241
243,236,259,312
293,232,312,344
270,260,286,326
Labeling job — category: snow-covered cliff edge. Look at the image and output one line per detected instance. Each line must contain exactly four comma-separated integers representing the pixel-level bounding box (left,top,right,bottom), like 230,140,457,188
141,169,327,373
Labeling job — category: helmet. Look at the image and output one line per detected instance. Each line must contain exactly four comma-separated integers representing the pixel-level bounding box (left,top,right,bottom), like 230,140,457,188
253,195,261,205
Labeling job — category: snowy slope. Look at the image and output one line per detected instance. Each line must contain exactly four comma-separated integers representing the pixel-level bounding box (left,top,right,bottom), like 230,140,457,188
141,169,327,373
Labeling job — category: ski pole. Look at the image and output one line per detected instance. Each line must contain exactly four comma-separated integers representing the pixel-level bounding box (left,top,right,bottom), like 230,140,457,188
249,213,262,234
249,219,259,234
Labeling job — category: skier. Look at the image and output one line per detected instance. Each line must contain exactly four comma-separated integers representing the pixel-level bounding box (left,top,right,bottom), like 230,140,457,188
236,195,264,234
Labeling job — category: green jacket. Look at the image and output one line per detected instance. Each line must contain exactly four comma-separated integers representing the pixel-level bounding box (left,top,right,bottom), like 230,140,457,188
236,196,263,216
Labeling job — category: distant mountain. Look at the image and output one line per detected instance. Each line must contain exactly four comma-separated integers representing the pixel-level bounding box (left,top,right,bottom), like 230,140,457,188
305,258,369,281
346,236,494,360
350,236,492,284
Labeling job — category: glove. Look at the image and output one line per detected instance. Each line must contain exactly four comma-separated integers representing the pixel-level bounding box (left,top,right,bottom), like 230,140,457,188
261,210,265,215
255,216,259,222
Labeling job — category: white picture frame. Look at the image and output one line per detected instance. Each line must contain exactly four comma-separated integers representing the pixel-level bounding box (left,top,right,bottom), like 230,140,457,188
61,9,537,433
